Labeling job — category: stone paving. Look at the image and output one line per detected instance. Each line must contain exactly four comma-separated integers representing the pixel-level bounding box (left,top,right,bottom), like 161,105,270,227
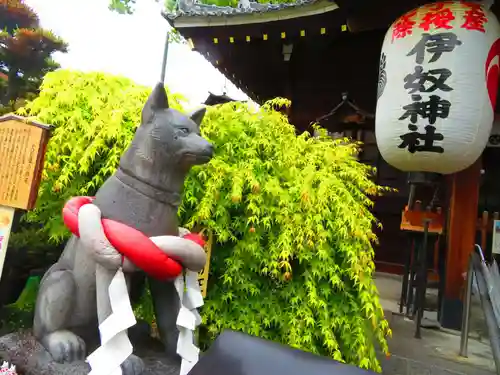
374,273,495,375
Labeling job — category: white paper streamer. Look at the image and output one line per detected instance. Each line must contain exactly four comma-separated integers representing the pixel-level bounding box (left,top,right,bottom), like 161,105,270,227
87,269,136,375
77,203,205,375
77,204,136,375
174,271,204,375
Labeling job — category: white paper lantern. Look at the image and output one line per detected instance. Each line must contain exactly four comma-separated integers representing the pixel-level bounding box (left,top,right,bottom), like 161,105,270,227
376,1,500,174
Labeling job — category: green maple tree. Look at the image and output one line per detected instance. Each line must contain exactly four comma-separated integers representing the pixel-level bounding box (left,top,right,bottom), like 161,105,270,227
0,0,68,113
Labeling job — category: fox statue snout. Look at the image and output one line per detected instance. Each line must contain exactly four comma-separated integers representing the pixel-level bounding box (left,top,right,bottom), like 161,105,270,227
178,133,214,166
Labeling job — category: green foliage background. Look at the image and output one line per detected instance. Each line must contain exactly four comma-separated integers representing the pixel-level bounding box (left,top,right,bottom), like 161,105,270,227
14,69,390,372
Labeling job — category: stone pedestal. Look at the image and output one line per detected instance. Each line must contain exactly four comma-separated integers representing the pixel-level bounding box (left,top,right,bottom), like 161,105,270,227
0,324,180,375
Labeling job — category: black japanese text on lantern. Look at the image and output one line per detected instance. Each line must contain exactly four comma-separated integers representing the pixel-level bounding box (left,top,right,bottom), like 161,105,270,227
398,32,462,154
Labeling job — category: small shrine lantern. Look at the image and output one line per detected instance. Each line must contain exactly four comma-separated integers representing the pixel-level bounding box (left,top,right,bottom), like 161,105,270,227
376,2,500,174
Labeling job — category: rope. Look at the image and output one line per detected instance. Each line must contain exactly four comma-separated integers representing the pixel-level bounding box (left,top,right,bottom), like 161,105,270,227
63,196,183,280
63,198,205,375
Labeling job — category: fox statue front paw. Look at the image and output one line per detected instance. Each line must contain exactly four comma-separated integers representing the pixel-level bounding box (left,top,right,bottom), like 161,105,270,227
41,330,86,363
121,354,145,375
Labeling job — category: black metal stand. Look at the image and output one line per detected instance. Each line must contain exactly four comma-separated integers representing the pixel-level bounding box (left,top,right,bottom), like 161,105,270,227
399,223,442,338
400,232,426,318
399,171,444,337
436,237,446,322
400,233,419,317
400,233,414,314
415,219,431,338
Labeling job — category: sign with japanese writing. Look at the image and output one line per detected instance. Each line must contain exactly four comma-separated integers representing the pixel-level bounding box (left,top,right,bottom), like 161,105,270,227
0,115,51,210
376,2,500,174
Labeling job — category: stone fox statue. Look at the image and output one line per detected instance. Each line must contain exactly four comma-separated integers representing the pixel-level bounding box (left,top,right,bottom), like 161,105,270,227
33,83,214,375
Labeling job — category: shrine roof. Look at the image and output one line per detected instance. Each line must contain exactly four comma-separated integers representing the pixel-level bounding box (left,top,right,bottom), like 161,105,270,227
166,0,315,18
165,0,338,28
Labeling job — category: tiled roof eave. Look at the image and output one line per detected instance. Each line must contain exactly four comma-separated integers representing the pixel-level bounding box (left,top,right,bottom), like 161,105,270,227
166,0,338,28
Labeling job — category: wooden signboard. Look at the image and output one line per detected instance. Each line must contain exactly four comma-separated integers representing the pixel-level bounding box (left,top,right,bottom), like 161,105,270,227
0,114,52,210
0,114,51,282
197,232,213,298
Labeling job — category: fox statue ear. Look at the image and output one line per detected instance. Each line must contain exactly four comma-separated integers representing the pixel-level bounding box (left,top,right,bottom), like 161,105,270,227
190,107,206,128
142,82,169,124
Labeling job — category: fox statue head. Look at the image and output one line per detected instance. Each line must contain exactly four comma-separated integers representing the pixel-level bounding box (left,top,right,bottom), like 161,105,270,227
118,83,214,199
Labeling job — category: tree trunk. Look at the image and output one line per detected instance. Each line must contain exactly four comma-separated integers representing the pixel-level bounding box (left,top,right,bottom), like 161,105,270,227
2,69,20,106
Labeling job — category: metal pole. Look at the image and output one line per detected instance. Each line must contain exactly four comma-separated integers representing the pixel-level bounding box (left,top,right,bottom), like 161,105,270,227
476,243,486,262
400,234,413,314
472,253,500,375
160,29,170,83
460,256,473,357
408,183,416,210
415,219,431,339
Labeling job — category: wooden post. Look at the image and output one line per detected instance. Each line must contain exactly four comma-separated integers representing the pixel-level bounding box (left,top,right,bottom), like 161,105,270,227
441,159,481,329
197,229,213,298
